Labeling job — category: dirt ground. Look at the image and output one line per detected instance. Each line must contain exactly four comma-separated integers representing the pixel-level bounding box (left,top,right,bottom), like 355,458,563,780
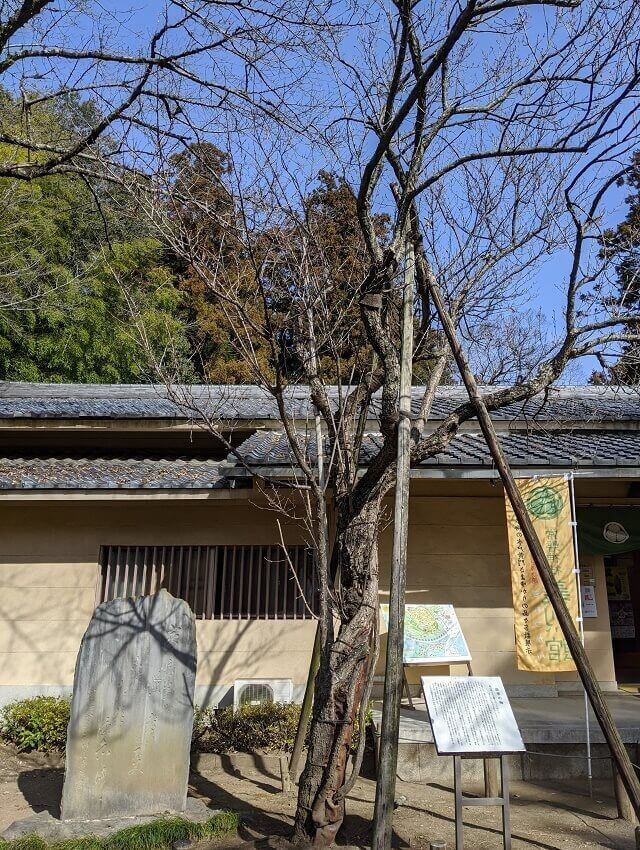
1,743,638,850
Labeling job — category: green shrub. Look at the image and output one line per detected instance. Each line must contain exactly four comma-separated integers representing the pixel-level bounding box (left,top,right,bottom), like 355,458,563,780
1,695,372,757
194,701,371,754
194,702,301,753
0,697,70,753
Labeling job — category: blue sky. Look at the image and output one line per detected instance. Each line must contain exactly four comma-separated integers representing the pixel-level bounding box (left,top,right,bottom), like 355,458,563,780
22,0,636,383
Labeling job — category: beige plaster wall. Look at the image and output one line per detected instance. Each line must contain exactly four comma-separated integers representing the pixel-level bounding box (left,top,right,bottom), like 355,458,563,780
0,500,316,703
0,487,617,702
377,489,616,692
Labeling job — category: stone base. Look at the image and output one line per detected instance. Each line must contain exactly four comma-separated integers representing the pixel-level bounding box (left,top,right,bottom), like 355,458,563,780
2,797,218,841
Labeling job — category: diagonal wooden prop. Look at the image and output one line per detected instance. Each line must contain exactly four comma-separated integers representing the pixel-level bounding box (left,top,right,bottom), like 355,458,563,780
426,276,640,817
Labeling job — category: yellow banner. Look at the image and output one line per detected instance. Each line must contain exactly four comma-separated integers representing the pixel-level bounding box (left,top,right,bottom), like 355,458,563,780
505,476,579,672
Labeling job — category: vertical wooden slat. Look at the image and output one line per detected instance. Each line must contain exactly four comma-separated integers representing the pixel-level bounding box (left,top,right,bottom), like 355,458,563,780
308,549,313,617
265,546,272,620
230,547,238,619
156,546,164,593
166,547,174,596
237,547,245,620
200,546,206,617
273,545,278,619
205,547,215,619
139,547,145,595
185,547,193,611
296,549,302,619
291,548,297,618
295,548,303,620
121,546,131,598
192,546,201,618
254,548,259,618
176,547,184,599
202,548,210,619
133,546,141,598
246,547,254,619
276,547,282,620
219,547,228,620
282,547,288,620
113,547,120,598
201,546,208,617
198,546,205,617
101,547,111,603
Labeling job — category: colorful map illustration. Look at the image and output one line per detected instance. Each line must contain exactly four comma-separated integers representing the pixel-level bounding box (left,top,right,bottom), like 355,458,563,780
380,604,471,664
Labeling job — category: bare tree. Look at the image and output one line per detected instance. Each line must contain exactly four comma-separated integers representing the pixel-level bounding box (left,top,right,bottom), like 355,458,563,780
0,0,333,181
122,0,640,844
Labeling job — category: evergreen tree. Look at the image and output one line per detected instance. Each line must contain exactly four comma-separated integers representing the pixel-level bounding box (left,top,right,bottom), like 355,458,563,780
0,92,195,383
593,153,640,384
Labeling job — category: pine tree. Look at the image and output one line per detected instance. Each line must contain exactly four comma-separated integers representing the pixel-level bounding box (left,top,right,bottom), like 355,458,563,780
593,153,640,384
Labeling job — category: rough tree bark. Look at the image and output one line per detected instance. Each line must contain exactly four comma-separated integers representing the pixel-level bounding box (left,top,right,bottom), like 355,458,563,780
293,496,382,846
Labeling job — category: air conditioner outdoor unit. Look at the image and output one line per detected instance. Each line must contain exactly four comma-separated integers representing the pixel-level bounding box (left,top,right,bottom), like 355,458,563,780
233,678,293,711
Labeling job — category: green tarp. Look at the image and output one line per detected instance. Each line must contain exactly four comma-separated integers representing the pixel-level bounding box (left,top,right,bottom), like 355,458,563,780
577,507,640,555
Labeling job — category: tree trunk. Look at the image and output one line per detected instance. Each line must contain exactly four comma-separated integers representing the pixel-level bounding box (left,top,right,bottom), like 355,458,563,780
292,496,381,846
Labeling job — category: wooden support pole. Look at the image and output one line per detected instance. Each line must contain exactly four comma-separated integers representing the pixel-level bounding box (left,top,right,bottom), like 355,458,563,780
426,276,640,819
615,767,639,823
289,311,330,784
372,236,415,850
289,623,320,780
484,758,501,799
280,752,292,793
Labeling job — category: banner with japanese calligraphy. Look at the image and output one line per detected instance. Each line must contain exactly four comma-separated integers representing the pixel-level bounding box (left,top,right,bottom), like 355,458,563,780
505,476,579,672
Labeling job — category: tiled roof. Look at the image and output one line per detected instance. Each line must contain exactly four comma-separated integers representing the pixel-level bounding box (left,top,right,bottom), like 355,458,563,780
0,455,228,490
0,382,638,423
2,427,639,490
232,429,640,470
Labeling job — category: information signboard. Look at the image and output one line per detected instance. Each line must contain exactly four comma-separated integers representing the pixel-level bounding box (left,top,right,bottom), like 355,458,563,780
421,676,525,755
380,603,471,665
581,585,598,618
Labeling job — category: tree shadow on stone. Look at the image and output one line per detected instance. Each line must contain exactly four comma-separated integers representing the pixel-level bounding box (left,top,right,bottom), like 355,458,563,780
17,768,64,819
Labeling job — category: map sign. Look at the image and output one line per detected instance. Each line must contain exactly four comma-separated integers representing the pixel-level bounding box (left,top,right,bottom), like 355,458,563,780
380,604,471,664
422,676,525,755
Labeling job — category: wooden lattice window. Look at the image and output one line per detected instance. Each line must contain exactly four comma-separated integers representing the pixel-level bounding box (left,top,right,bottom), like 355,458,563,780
98,544,317,620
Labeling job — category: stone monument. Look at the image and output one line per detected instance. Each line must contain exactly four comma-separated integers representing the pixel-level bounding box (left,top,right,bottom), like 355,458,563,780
61,589,197,821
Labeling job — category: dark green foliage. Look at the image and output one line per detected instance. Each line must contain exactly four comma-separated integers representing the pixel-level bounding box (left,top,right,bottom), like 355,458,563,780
0,812,239,850
193,702,302,753
0,90,195,383
0,697,70,753
193,701,371,754
2,697,372,756
593,152,640,384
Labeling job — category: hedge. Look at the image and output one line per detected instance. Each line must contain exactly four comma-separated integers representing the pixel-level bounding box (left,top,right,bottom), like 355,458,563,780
1,697,370,756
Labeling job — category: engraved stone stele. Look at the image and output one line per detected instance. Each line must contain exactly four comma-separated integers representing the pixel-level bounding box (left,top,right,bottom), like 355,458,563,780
61,589,197,821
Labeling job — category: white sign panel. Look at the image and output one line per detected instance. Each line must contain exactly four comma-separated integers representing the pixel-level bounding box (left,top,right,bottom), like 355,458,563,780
380,604,471,664
581,585,598,618
421,676,525,755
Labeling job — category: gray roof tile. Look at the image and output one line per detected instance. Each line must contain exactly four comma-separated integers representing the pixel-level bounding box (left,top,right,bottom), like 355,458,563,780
0,382,639,423
232,429,640,470
0,454,228,490
3,428,640,491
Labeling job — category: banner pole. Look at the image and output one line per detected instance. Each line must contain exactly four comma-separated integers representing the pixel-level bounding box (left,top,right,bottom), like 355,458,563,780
568,472,593,795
